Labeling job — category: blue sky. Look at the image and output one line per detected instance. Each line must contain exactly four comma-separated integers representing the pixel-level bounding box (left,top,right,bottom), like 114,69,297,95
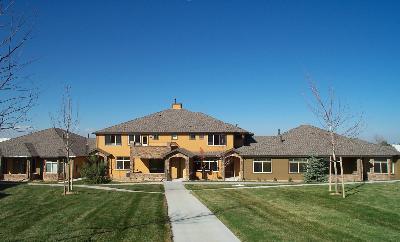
11,0,400,142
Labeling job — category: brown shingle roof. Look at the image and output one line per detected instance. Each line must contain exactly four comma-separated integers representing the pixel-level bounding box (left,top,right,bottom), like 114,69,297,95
94,108,248,134
0,128,91,158
238,125,400,157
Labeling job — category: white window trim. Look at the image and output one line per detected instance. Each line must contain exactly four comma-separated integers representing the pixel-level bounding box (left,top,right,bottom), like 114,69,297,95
373,159,389,174
128,135,148,146
105,134,122,146
194,160,219,172
115,157,130,170
207,134,227,146
289,159,308,174
46,161,58,173
253,159,272,173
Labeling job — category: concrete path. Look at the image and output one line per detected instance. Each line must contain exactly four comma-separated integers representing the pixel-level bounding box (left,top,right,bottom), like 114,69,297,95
28,183,163,194
164,181,240,242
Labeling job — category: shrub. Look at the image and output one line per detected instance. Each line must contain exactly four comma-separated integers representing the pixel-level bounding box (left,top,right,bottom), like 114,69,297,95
304,156,328,183
80,158,110,184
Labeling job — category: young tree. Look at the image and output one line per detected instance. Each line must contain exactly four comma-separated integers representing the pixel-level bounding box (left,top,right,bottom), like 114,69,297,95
51,85,79,195
0,1,37,133
307,80,363,198
304,156,328,183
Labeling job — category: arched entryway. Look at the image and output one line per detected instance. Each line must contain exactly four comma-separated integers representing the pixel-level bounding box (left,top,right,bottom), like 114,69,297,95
222,152,244,181
170,157,186,179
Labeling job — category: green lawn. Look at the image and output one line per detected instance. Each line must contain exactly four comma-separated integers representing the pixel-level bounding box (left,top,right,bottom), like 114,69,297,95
0,183,171,242
190,182,400,242
185,183,291,190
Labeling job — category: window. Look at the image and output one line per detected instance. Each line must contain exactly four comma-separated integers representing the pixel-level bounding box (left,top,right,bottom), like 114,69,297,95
46,161,58,173
199,134,204,140
153,134,159,140
374,159,388,174
194,160,218,172
128,135,148,146
116,157,130,170
149,159,164,173
128,134,141,145
289,158,307,173
189,133,196,140
253,159,272,173
171,134,178,140
105,134,122,146
207,134,226,146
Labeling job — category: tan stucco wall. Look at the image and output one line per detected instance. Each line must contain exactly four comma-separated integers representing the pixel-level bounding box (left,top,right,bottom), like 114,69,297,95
243,158,304,181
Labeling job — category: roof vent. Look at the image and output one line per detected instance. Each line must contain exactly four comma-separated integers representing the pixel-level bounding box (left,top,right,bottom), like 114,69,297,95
278,129,283,142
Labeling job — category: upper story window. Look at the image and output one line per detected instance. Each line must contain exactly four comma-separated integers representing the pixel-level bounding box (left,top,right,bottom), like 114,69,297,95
199,134,205,140
253,158,272,173
208,134,226,146
105,134,121,146
171,134,178,140
189,133,196,140
289,158,307,173
374,159,388,174
153,134,159,140
129,134,148,146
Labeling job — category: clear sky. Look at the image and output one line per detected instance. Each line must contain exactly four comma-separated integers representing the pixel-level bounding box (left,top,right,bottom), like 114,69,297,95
11,0,400,143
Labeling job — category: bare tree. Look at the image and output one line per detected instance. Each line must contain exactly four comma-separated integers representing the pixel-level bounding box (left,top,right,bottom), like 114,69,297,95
51,85,79,195
0,1,37,133
307,80,363,198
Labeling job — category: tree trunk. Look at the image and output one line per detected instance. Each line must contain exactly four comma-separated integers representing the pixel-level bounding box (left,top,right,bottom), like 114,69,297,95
70,158,74,191
329,157,332,192
63,160,66,195
333,160,338,194
340,157,345,198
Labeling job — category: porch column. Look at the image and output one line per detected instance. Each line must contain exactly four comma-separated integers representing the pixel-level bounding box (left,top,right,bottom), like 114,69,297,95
184,157,190,181
221,158,225,180
357,158,363,181
239,156,244,181
165,158,170,181
388,158,391,179
26,159,30,179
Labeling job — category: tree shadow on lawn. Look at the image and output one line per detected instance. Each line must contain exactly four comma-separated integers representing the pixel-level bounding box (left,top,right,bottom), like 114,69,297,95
344,182,365,198
0,181,22,200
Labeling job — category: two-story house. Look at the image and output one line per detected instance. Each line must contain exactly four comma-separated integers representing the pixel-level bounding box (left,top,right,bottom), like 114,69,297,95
93,102,250,181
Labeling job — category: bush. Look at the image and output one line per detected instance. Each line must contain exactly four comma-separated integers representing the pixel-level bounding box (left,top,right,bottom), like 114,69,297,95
80,159,110,184
304,156,328,183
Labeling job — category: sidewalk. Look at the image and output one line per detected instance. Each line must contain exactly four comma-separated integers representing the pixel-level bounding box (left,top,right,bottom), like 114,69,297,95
164,181,240,242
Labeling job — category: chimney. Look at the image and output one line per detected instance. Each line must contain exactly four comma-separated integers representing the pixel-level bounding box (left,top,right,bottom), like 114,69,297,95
171,99,183,110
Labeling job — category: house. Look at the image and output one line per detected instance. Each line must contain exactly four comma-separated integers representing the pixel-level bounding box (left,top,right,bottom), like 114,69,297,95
0,128,94,182
93,102,250,181
237,125,400,182
93,102,400,182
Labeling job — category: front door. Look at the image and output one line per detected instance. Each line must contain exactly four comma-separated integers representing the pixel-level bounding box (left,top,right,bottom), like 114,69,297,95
170,159,184,179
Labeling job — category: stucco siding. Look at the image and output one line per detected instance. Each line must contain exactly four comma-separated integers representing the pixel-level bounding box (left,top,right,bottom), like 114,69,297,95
243,158,304,181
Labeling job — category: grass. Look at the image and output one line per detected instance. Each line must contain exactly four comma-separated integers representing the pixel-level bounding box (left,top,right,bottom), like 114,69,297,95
189,182,400,242
185,183,289,190
0,182,171,241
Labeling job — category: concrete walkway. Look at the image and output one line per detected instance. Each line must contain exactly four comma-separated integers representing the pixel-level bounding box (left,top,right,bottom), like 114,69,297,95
28,183,163,194
164,181,240,242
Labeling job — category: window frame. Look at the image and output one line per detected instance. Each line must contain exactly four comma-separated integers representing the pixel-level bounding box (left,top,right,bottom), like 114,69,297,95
207,134,227,146
289,158,308,174
253,159,272,173
115,157,130,170
153,134,159,140
105,134,122,146
128,134,149,146
194,160,219,172
45,161,58,174
373,159,389,174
